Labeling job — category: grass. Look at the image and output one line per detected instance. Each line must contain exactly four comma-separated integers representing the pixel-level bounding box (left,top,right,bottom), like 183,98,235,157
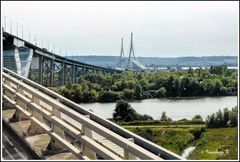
188,127,238,160
123,124,205,128
125,126,205,155
124,124,238,160
116,120,205,126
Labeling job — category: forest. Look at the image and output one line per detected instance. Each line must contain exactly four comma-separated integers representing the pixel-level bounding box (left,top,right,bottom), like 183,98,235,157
52,65,238,103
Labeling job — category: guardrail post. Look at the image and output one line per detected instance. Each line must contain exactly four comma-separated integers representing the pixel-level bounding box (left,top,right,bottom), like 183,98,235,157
10,83,29,122
3,79,16,110
81,115,97,160
27,95,44,136
49,107,65,150
124,138,137,160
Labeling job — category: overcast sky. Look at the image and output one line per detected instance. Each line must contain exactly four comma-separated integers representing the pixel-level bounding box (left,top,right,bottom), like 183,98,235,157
2,1,239,57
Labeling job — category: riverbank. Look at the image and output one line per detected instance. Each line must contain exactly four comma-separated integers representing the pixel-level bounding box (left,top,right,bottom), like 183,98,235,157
123,124,205,155
122,124,237,160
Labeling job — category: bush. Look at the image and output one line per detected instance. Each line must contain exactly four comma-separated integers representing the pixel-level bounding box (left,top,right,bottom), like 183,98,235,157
82,90,98,102
98,90,122,102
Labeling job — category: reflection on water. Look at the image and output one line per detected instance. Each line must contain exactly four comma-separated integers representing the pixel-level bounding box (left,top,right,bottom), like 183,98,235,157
80,96,237,120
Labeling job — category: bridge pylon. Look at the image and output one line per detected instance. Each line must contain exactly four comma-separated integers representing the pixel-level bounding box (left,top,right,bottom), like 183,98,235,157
126,33,146,71
127,32,136,69
116,38,125,68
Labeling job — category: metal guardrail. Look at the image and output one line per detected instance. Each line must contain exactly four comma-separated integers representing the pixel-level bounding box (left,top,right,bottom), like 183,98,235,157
2,67,183,160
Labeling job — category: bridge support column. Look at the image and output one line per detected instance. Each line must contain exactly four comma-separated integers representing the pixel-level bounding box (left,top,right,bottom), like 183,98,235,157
50,59,54,87
61,63,66,86
82,66,86,77
72,65,75,83
39,55,43,85
3,48,22,75
74,65,77,83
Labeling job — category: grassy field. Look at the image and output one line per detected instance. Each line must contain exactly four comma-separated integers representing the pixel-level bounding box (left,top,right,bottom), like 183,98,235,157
124,125,205,155
188,127,238,160
124,125,238,160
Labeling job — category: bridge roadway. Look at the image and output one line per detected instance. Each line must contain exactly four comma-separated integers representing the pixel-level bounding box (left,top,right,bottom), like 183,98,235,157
2,67,183,160
3,32,119,72
3,31,121,87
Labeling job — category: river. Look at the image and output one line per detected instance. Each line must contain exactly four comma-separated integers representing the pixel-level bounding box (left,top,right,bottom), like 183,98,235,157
80,96,237,120
181,146,196,159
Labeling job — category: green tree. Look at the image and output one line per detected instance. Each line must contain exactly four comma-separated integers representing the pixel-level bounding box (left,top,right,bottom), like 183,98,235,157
98,90,122,102
157,87,166,97
223,108,230,127
216,109,223,127
206,113,216,128
192,115,203,122
135,85,143,99
113,100,137,122
160,111,172,122
206,106,237,128
229,106,237,127
82,90,98,102
123,89,135,100
66,81,73,90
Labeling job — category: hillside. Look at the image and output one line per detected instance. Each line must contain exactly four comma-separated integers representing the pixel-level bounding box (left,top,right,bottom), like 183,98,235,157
68,56,238,68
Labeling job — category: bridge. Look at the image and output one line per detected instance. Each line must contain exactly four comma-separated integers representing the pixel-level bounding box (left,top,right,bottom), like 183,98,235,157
3,31,121,87
2,68,183,160
116,33,147,71
2,31,183,160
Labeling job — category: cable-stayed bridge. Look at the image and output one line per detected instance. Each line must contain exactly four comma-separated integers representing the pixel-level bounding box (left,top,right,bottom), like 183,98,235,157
116,33,147,71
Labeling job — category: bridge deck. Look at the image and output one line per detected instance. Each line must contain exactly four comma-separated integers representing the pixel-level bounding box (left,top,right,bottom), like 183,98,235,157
2,108,137,160
2,109,86,160
2,127,29,160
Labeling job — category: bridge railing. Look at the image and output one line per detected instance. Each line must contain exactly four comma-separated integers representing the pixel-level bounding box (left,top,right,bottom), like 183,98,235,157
2,68,165,160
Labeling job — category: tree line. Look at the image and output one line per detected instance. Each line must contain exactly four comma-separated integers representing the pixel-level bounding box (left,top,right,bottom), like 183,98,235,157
206,106,238,128
53,65,237,103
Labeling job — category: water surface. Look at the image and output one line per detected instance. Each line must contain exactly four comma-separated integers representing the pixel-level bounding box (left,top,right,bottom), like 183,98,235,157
181,146,196,159
80,96,237,120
